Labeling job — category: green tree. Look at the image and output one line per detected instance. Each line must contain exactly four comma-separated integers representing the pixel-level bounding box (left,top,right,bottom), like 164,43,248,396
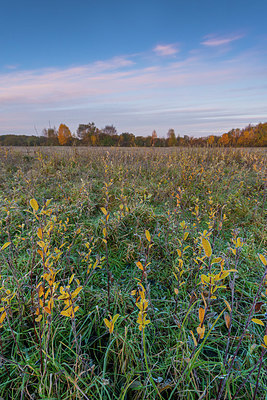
77,122,98,144
167,129,176,146
102,125,117,136
42,127,58,145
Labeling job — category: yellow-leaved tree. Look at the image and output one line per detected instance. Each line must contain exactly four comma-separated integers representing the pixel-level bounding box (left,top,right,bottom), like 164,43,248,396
58,124,72,145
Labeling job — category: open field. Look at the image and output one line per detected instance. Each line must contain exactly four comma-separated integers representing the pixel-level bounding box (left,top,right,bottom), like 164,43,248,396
0,146,266,399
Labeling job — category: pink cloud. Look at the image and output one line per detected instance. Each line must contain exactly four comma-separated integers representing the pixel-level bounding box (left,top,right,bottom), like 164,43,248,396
0,47,265,137
201,34,243,47
153,44,179,56
0,54,258,107
5,64,19,70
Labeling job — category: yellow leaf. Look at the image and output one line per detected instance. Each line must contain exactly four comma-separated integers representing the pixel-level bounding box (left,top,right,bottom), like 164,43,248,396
1,242,11,250
252,318,264,326
216,271,230,280
183,232,189,241
61,309,71,318
236,237,243,248
198,307,205,324
211,257,222,264
197,325,205,339
104,318,111,329
37,228,43,240
71,286,83,299
30,198,39,211
190,330,197,347
230,248,237,256
258,254,267,266
264,335,267,346
35,314,42,322
69,274,75,284
201,238,212,258
224,299,232,312
38,286,44,298
58,293,69,301
59,286,66,295
61,307,74,318
100,207,108,216
201,274,211,285
112,314,120,323
45,199,52,207
0,311,7,324
145,230,151,242
103,227,107,238
48,298,54,310
201,292,207,309
224,312,231,329
136,261,144,271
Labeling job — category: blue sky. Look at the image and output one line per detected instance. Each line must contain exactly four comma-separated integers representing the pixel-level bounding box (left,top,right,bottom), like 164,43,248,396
1,0,267,137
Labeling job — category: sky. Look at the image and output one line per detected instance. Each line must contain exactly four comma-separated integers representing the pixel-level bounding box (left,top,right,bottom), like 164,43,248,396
0,0,267,138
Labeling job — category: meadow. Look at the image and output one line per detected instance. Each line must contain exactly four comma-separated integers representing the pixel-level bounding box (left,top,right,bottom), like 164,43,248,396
0,146,266,399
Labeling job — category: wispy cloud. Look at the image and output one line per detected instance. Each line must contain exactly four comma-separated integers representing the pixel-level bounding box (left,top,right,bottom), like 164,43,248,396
4,65,19,70
0,58,244,106
153,43,179,56
0,42,266,137
90,56,135,72
201,34,244,47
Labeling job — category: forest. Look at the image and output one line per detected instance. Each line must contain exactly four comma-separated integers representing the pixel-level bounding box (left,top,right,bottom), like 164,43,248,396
0,121,266,147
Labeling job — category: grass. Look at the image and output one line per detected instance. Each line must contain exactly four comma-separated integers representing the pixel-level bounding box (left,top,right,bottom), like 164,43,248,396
0,146,266,399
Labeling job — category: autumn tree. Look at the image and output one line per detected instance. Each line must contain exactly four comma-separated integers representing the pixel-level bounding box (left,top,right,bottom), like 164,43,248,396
167,129,176,146
77,122,99,144
207,135,216,146
151,130,157,146
58,124,72,145
219,133,230,147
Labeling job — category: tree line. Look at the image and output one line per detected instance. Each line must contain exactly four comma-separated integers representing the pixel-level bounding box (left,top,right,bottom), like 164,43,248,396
0,122,266,147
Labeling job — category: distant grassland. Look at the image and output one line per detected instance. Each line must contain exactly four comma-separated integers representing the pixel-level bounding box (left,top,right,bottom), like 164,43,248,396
0,147,266,399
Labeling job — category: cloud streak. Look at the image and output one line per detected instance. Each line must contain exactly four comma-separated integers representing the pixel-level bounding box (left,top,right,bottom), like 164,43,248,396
153,43,179,56
0,54,255,105
0,40,266,137
201,34,244,47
